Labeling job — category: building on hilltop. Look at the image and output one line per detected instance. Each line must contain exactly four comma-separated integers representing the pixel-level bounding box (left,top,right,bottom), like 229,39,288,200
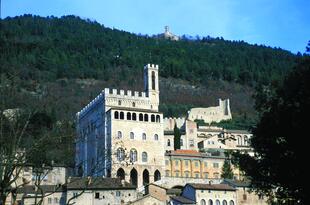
76,64,165,188
156,26,180,41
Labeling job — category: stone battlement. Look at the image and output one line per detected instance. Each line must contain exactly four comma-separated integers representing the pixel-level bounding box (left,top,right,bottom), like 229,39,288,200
104,88,148,99
144,63,159,70
77,91,104,119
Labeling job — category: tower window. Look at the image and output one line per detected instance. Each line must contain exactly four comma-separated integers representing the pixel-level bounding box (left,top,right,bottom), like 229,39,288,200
142,133,146,140
132,113,137,121
139,113,143,121
127,112,131,120
130,132,135,139
152,71,156,90
132,102,135,107
142,152,148,162
118,100,121,105
114,111,119,119
154,134,159,141
120,112,124,119
144,114,148,122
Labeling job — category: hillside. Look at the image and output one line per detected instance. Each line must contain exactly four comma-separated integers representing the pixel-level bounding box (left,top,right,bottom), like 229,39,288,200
0,15,299,121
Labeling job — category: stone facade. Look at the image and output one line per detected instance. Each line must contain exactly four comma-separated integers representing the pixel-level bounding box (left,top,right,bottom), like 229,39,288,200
76,64,164,188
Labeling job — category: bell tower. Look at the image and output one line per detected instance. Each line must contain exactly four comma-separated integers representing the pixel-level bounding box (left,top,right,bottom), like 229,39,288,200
144,64,159,111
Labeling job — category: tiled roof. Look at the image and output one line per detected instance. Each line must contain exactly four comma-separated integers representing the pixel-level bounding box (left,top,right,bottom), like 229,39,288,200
226,129,250,134
188,183,236,191
67,177,136,190
17,185,65,194
222,179,251,187
170,196,195,204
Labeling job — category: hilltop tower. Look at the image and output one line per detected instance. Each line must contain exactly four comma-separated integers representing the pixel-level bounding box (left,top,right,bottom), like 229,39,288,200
144,64,159,111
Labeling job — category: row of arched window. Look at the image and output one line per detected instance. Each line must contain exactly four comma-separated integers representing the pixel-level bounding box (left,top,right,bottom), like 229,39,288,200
200,199,234,205
114,111,161,122
117,131,159,141
116,148,148,163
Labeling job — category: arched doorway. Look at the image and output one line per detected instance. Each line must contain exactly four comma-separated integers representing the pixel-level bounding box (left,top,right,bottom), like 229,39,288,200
130,168,138,187
154,170,161,182
143,169,149,185
116,168,125,180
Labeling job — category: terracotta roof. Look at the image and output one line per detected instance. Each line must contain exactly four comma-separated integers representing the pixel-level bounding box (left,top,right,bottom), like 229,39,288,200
67,177,136,190
173,150,201,155
188,183,236,191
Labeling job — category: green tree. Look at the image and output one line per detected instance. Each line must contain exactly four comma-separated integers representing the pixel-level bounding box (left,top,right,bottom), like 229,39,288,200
173,124,181,150
221,159,234,179
232,56,310,203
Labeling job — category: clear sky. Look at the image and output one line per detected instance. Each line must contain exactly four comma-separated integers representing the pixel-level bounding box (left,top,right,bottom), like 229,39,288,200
2,0,310,53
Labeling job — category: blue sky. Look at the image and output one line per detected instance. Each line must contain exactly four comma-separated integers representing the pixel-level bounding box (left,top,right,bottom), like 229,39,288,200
2,0,310,53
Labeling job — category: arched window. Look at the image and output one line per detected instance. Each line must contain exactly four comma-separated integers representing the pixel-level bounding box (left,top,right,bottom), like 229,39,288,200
156,115,160,122
237,135,242,145
116,168,125,180
229,200,234,205
118,100,121,106
117,148,125,161
127,112,131,120
130,132,135,139
154,170,161,182
200,199,206,205
142,152,148,162
216,200,220,205
144,114,148,122
167,139,171,146
117,131,122,139
154,134,159,141
132,102,135,107
132,113,137,121
142,133,146,140
222,200,227,205
151,114,155,122
139,113,143,121
130,149,137,162
114,111,119,119
180,139,183,146
151,71,156,90
120,112,124,119
208,199,213,205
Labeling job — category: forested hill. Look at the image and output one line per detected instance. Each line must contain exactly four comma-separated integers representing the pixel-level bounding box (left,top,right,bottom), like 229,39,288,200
0,15,297,86
0,14,301,125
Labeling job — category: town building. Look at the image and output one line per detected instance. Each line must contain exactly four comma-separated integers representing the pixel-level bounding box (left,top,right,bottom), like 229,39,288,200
177,183,237,205
66,177,137,205
222,179,268,205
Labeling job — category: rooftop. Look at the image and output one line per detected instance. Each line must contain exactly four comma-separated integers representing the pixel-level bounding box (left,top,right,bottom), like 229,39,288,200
222,179,251,187
188,183,236,191
170,196,195,204
67,177,136,190
17,185,65,195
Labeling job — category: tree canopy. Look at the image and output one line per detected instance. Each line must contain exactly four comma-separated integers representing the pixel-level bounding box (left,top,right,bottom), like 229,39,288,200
232,56,310,203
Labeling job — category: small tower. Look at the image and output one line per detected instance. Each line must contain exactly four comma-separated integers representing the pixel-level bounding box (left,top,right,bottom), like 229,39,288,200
144,64,159,110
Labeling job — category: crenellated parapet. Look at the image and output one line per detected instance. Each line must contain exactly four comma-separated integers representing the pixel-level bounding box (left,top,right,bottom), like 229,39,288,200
104,88,148,99
144,63,159,70
76,91,104,120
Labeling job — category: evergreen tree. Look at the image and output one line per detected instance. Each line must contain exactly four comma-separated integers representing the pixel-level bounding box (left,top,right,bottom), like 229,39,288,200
173,124,181,150
221,159,234,179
